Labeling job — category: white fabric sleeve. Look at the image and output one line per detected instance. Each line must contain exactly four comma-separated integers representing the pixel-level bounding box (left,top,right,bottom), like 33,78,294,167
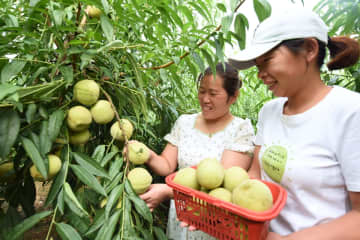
163,115,183,147
225,118,255,154
254,106,265,146
338,108,360,191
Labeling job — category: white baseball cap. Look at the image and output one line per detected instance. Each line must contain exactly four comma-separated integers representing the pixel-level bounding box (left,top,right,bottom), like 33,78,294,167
229,8,329,69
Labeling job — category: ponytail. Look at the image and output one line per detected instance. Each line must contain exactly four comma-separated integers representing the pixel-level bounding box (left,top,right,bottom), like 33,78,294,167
327,36,360,70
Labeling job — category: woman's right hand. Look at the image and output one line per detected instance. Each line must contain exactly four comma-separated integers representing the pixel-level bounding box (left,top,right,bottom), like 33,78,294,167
139,183,172,211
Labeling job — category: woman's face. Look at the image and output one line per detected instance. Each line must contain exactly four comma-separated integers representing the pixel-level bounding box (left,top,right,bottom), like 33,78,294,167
198,74,237,120
255,45,308,98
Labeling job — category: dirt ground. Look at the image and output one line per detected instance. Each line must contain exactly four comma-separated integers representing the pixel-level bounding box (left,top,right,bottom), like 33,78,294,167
23,182,59,240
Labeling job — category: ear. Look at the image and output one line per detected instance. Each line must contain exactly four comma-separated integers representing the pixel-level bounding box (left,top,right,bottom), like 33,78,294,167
229,90,239,105
304,38,319,63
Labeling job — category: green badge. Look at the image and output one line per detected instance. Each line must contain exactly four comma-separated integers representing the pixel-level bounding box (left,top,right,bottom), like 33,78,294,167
261,145,288,183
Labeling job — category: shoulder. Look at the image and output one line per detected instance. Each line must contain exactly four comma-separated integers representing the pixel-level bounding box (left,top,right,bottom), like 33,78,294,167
260,98,287,115
331,86,360,104
328,87,360,112
232,116,253,128
174,113,198,126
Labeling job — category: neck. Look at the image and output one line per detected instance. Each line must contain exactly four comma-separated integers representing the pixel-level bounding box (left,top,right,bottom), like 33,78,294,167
285,74,331,115
195,111,234,137
202,111,233,125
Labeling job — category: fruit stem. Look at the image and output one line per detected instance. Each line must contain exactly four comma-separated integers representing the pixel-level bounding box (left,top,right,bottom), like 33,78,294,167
100,87,130,175
45,206,58,240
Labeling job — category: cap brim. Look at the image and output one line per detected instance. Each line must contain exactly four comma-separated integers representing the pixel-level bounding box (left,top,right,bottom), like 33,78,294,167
228,40,281,70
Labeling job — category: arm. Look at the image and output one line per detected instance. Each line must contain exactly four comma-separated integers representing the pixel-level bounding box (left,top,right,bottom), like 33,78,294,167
248,145,261,179
267,192,360,240
221,149,252,170
146,143,178,176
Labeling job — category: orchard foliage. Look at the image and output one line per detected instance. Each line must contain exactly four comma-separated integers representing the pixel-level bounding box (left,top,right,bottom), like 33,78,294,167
0,0,272,239
0,0,358,239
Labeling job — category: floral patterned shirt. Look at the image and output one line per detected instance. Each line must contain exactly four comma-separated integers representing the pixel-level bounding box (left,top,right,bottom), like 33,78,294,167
165,113,255,239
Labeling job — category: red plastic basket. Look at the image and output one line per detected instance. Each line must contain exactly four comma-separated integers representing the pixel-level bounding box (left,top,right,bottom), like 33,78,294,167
165,170,287,240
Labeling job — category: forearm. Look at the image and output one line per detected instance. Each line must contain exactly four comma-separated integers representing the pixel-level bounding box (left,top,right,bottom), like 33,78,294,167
146,150,176,176
284,210,360,240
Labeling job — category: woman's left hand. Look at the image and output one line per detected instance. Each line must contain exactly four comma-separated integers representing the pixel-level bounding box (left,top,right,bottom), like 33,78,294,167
266,232,285,240
139,183,171,211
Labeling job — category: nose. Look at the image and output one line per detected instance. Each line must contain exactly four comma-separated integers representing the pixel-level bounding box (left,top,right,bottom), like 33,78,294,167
257,69,267,81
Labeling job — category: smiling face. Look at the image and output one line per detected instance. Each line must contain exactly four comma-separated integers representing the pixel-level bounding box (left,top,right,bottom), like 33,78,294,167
255,45,308,98
198,74,237,120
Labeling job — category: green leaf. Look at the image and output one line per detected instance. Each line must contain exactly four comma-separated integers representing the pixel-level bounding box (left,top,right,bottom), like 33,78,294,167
120,197,136,238
39,121,52,156
128,194,153,223
21,137,48,179
57,188,65,215
101,0,110,15
73,152,110,179
105,172,123,193
100,15,114,42
201,49,215,74
178,5,194,23
70,164,107,197
0,109,20,159
48,109,65,142
153,226,167,240
1,60,26,83
25,103,37,124
84,210,105,236
192,52,205,73
234,13,249,50
101,151,118,167
189,2,210,22
125,52,144,88
0,84,19,101
92,145,106,162
105,183,124,219
215,38,224,63
221,14,234,34
45,156,68,207
216,3,227,12
95,209,121,240
4,211,52,240
55,222,82,240
253,0,272,22
53,9,64,26
64,182,88,217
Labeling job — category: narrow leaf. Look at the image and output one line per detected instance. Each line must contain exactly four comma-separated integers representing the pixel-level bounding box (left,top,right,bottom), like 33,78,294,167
64,182,88,217
73,152,110,179
153,226,167,240
128,194,153,223
105,183,124,219
48,110,65,142
84,210,105,236
55,222,82,240
4,211,52,240
95,209,121,240
91,145,106,163
1,60,26,83
253,0,272,22
45,158,68,207
70,164,107,197
0,84,19,101
25,103,37,124
100,15,114,42
39,121,52,156
0,109,20,159
21,137,48,179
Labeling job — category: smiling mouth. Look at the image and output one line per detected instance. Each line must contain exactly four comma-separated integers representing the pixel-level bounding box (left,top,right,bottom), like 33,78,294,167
266,81,277,90
202,106,213,111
